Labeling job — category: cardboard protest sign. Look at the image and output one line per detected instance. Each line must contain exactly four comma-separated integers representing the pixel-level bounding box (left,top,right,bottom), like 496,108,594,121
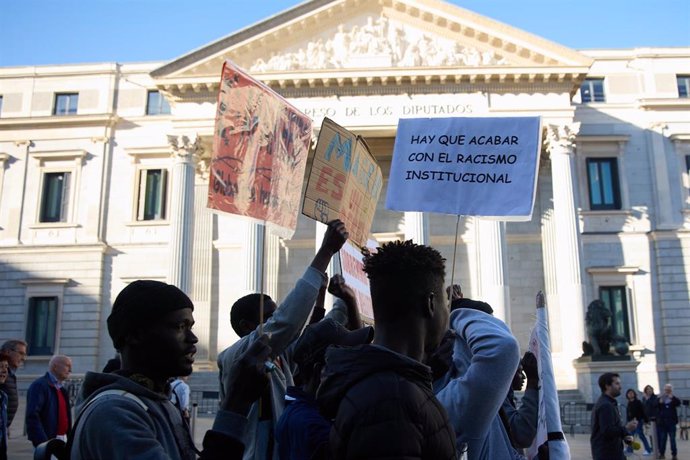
339,240,377,322
209,60,312,238
386,117,541,220
302,118,383,247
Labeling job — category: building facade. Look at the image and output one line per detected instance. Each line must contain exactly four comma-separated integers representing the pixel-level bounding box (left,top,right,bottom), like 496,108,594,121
1,0,689,400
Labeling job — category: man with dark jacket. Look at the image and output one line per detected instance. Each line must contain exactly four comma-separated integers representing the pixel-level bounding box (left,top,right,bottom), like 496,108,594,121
0,339,27,428
590,372,638,460
318,240,456,460
657,383,681,460
26,355,73,447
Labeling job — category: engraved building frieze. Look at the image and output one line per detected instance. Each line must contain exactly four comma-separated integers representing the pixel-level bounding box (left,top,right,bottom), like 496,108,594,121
249,15,508,72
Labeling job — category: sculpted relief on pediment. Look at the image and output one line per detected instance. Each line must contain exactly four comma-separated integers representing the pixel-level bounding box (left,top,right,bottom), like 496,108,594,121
247,15,508,72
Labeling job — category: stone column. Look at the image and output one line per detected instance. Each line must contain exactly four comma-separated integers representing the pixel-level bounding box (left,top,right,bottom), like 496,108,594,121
245,222,265,293
474,218,509,322
167,135,201,294
545,124,587,384
404,212,429,244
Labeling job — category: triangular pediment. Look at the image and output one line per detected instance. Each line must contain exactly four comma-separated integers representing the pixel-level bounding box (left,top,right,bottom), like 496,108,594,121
152,0,592,91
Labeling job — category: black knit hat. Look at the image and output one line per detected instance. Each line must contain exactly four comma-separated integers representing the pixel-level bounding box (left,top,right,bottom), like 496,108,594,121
107,280,194,350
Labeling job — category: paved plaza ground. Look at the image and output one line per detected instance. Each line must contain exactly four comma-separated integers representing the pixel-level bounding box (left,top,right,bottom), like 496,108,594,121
9,413,687,459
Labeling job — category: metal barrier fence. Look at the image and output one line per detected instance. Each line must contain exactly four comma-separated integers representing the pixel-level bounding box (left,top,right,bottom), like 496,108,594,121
560,402,594,436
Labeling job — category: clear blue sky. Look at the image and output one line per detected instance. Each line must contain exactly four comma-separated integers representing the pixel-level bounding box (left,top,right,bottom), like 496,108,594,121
1,0,689,67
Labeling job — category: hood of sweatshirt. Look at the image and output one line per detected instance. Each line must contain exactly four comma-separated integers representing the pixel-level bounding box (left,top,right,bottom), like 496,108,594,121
77,371,169,409
316,344,432,418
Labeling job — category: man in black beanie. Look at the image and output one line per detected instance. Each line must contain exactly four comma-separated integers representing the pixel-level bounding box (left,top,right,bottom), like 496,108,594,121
66,280,274,460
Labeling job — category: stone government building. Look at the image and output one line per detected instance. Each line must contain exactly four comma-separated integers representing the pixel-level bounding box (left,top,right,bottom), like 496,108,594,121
1,0,688,401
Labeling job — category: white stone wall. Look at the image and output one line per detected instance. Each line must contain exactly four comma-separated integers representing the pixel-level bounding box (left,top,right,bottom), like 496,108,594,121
1,46,689,398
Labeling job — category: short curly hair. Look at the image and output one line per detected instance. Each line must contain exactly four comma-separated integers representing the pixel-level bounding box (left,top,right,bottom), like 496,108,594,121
363,240,446,321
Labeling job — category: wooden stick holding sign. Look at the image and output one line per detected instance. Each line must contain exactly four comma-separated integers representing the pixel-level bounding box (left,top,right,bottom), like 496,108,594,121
302,118,383,249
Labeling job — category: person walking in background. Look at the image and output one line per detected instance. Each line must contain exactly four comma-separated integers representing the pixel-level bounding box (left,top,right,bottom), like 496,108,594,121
0,352,11,460
170,376,191,425
25,355,73,447
590,372,638,460
643,385,660,453
0,339,27,429
657,383,681,460
625,388,653,456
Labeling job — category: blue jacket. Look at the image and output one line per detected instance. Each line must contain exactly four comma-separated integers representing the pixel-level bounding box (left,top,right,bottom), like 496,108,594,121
435,308,522,460
1,389,8,460
276,386,330,460
26,372,72,446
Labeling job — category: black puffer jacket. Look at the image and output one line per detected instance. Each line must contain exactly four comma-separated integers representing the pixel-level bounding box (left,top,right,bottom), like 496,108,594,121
317,344,457,460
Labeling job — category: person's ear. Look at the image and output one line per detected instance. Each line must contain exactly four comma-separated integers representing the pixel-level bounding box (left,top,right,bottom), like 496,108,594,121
422,291,435,318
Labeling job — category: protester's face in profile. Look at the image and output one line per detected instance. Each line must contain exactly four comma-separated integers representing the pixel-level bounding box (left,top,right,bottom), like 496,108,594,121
140,308,198,378
0,360,8,384
512,363,525,391
607,376,622,397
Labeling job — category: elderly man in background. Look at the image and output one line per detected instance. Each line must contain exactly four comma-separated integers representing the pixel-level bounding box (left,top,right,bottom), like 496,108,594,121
26,355,73,447
0,339,27,429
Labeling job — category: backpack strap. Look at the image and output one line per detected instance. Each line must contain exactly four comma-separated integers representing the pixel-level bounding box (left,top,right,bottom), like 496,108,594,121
64,389,148,459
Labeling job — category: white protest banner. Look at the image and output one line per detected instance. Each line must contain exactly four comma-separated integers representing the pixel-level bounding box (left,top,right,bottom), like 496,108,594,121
339,240,377,322
527,291,570,460
386,117,541,220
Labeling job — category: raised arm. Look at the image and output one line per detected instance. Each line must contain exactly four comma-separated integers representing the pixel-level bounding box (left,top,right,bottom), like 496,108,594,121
435,309,520,443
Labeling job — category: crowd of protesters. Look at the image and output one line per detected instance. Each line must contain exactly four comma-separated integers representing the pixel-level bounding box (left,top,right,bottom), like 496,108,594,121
0,219,685,459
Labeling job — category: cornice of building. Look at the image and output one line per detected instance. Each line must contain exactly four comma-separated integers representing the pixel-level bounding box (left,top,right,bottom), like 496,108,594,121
0,114,119,130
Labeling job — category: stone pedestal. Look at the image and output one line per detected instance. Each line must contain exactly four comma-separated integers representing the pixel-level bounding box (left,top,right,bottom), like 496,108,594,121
573,356,640,404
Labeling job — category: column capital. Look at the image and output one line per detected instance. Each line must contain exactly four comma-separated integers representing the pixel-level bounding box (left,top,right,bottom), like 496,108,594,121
168,134,203,163
544,123,580,156
649,122,668,134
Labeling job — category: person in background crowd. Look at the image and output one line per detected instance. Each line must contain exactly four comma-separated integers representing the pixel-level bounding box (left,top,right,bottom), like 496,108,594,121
0,339,27,428
318,240,456,460
0,352,11,460
657,383,681,460
643,385,660,422
170,376,191,425
502,351,539,453
217,220,349,460
625,388,652,456
435,296,521,460
590,372,638,460
445,284,493,315
26,355,73,447
276,318,373,460
68,279,275,459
